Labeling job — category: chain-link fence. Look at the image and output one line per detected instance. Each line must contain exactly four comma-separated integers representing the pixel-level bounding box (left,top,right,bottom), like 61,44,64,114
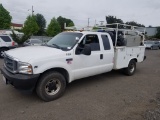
31,36,53,43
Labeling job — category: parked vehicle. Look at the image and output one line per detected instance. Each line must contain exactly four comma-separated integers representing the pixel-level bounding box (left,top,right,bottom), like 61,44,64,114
24,39,42,46
0,23,146,101
144,41,159,50
0,35,16,57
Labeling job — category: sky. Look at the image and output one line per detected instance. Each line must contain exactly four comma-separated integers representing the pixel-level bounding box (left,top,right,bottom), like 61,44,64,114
0,0,160,27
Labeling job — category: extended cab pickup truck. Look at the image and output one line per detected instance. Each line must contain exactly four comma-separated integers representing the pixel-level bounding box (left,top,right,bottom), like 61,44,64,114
0,25,146,101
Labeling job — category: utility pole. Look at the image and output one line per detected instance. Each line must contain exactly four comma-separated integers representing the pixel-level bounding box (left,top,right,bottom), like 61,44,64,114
95,19,96,26
99,21,104,25
32,6,34,16
88,18,90,27
28,6,34,16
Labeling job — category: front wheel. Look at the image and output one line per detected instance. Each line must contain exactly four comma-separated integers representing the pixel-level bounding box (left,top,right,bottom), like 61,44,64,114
123,60,136,76
36,71,66,102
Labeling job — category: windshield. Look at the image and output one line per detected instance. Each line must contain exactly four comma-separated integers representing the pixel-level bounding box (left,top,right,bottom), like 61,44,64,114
47,32,83,50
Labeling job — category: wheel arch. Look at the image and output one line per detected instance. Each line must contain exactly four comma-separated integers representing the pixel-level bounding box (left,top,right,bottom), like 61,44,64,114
128,58,137,66
38,67,70,84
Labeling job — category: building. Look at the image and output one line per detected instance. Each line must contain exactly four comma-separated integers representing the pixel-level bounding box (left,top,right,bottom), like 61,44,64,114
145,27,157,37
0,30,24,36
11,23,23,30
136,27,158,37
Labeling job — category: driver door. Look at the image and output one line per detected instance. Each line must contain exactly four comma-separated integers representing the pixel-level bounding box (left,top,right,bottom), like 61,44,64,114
72,34,105,80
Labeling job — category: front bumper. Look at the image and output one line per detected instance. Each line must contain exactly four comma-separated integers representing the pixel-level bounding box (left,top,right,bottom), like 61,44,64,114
0,67,40,93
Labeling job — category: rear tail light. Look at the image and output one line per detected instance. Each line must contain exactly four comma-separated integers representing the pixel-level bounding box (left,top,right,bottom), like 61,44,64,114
12,41,15,46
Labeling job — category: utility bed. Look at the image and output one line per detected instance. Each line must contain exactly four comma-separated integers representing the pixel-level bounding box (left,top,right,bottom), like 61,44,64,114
113,46,145,69
96,23,146,70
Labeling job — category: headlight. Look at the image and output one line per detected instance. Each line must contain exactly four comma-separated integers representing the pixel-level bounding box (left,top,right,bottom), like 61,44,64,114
18,62,33,74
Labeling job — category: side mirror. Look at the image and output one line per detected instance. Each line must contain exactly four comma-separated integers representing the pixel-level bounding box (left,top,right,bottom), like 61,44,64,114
81,44,91,55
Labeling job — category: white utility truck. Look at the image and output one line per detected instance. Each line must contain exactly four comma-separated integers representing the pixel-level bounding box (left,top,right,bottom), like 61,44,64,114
0,23,146,101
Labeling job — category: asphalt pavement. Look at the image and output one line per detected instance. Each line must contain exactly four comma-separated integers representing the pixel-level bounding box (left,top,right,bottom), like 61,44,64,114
0,50,160,120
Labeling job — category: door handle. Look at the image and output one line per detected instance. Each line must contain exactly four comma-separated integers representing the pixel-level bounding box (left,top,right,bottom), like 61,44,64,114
100,54,103,59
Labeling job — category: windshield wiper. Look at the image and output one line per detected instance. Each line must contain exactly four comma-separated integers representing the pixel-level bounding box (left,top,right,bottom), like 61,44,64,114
52,44,61,49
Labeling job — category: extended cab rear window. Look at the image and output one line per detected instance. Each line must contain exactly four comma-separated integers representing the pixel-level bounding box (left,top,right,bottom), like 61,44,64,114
101,35,111,50
0,36,11,42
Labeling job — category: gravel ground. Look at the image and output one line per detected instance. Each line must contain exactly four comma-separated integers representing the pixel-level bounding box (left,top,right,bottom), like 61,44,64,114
0,50,160,120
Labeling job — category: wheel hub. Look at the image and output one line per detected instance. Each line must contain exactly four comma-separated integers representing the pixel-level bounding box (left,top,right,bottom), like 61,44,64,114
45,79,61,95
48,82,57,91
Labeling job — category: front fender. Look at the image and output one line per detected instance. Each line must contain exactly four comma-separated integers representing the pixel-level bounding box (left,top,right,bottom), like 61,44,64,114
33,62,73,82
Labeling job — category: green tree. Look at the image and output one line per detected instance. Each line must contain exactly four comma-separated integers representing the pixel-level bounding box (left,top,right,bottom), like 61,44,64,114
11,31,30,46
35,13,46,36
92,26,98,30
106,15,123,24
0,4,12,29
68,22,74,27
155,27,160,38
57,16,74,31
126,21,145,27
46,17,61,37
23,15,39,35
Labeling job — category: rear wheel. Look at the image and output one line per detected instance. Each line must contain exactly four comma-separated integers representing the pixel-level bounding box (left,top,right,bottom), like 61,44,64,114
0,48,8,58
123,60,136,76
36,71,66,102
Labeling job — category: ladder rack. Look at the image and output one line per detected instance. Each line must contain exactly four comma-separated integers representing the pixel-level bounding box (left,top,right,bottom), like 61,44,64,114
94,23,146,47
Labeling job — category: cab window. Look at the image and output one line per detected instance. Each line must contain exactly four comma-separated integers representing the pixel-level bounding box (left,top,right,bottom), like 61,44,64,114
80,34,100,51
101,35,111,50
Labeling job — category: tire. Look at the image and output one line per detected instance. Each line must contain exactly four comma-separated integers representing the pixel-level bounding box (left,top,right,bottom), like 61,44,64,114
123,60,136,76
150,46,153,50
0,48,8,58
36,71,66,102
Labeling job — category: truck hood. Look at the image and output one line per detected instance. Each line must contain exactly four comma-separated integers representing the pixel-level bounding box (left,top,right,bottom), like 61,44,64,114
5,46,65,62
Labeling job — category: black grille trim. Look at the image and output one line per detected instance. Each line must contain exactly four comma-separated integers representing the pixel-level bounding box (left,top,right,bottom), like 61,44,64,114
4,55,18,73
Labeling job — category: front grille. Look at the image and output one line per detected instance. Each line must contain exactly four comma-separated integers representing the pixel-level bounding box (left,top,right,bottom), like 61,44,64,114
4,55,17,73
